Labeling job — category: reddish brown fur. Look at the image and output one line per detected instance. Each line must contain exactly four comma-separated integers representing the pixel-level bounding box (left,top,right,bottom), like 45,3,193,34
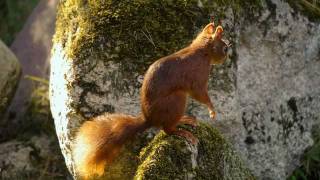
73,114,148,178
73,23,229,179
141,24,228,130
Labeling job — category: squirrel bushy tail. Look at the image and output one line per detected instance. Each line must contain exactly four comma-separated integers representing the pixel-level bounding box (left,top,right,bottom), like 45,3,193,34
73,113,149,178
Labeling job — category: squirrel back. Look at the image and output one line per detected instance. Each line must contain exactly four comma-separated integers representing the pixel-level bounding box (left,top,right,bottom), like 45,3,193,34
73,114,148,178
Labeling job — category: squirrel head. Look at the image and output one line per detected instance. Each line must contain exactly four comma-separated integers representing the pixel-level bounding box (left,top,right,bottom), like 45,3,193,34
197,21,231,65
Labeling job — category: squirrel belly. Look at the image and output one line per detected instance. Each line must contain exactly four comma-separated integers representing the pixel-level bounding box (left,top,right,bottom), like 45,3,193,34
73,113,149,178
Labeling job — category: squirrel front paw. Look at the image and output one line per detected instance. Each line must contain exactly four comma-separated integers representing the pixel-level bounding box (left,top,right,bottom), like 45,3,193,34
209,110,216,120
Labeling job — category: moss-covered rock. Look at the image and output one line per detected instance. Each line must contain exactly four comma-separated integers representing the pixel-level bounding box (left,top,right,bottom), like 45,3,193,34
54,0,261,94
50,0,320,179
93,122,254,180
50,0,261,177
135,122,254,180
99,129,155,180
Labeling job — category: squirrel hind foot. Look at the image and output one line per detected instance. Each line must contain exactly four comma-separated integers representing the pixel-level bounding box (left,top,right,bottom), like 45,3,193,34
164,128,199,145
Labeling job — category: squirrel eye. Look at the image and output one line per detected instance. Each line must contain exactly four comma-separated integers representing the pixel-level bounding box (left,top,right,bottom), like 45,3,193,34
223,46,228,53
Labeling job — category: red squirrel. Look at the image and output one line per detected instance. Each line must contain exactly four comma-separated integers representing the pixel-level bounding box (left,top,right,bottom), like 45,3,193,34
73,21,230,178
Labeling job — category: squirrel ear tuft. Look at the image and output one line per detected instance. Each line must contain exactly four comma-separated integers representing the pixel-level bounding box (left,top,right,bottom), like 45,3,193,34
213,26,223,40
203,23,215,36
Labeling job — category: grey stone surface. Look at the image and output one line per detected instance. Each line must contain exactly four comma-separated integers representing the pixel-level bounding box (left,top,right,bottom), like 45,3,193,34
50,0,320,179
213,1,320,179
0,136,50,178
0,40,21,121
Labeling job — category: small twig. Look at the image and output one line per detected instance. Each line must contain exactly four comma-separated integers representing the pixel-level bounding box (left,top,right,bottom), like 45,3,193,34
141,29,156,48
25,75,49,85
300,0,320,16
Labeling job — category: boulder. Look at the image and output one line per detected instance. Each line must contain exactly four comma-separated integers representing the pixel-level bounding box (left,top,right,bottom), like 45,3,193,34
134,122,254,180
215,1,320,179
93,122,254,179
50,0,242,177
0,40,21,122
50,0,320,179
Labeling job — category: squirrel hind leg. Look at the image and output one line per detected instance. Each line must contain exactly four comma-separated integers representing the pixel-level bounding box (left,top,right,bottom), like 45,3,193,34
164,126,198,145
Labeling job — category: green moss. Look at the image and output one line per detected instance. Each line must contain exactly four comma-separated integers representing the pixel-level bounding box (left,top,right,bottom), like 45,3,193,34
135,132,192,180
101,146,140,180
54,0,263,117
97,130,155,180
85,122,254,179
54,0,262,88
135,122,255,179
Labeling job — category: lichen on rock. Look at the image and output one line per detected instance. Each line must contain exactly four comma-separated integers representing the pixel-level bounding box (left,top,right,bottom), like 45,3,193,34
231,1,320,178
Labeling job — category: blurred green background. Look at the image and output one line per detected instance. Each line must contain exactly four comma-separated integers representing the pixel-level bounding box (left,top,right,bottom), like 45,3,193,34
0,0,39,45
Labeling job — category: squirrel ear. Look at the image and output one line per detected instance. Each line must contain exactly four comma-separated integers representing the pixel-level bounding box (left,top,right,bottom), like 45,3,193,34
203,23,215,36
213,26,223,40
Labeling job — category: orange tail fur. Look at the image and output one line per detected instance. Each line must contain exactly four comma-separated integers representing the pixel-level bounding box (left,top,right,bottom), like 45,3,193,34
73,113,148,178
